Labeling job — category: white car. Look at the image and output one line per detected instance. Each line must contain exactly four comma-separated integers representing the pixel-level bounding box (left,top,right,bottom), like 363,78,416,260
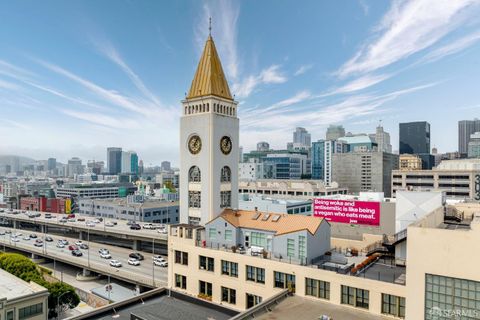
75,241,83,246
109,260,122,267
143,224,155,229
92,219,101,224
105,222,115,227
154,260,168,267
86,222,96,227
128,258,141,266
11,237,19,242
157,228,167,234
23,235,30,240
153,255,166,263
14,232,22,237
56,242,65,248
67,218,76,222
100,252,112,259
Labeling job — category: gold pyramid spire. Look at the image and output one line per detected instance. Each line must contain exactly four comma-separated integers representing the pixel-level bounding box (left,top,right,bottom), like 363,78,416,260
187,35,233,101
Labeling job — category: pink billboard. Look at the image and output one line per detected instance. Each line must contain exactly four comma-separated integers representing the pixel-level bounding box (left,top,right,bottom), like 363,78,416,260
313,199,380,226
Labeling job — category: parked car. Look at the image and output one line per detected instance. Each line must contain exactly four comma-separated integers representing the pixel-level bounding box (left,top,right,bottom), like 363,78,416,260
75,240,83,246
11,237,19,242
100,252,111,259
67,214,75,219
71,250,83,257
45,213,52,219
59,239,69,245
45,236,53,242
86,222,96,227
92,219,101,224
127,258,141,266
129,252,144,261
143,223,155,229
77,217,85,222
79,244,89,250
109,260,122,267
157,228,167,234
154,260,168,267
67,218,76,222
130,224,141,230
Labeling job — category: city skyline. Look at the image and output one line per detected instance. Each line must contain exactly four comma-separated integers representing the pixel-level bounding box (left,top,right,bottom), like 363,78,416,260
2,1,480,164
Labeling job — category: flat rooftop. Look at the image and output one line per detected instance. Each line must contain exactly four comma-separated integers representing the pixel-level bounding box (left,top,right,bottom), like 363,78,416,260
71,289,237,320
256,295,391,320
0,268,47,300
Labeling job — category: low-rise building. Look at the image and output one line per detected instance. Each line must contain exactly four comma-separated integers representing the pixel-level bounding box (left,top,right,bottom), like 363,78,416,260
392,159,480,199
56,183,136,200
399,154,422,171
239,193,312,215
0,269,49,320
239,179,347,200
19,197,69,214
78,197,179,223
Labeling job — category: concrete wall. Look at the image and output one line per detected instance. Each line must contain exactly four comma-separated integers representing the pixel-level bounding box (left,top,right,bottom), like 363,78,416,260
406,216,480,319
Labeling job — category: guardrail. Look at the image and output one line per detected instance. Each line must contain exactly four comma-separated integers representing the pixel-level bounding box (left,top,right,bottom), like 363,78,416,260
229,289,289,320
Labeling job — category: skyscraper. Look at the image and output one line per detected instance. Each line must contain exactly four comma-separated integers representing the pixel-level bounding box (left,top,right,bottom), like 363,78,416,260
47,158,56,171
161,161,171,172
256,141,270,152
373,125,392,153
312,139,345,184
399,121,433,169
67,157,83,177
458,119,480,155
326,124,346,141
107,147,122,175
293,127,311,147
121,151,138,174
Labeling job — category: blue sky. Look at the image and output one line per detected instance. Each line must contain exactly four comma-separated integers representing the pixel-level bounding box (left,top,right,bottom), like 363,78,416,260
1,0,480,165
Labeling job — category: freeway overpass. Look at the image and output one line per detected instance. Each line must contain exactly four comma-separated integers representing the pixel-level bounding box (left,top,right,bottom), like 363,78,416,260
0,211,167,251
0,225,169,288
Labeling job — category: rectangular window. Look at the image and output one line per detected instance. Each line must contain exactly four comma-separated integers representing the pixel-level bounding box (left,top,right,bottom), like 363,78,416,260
305,278,330,300
174,250,188,265
298,236,306,260
251,232,267,247
199,280,212,297
246,293,262,309
221,260,238,277
209,227,217,240
382,294,405,318
287,239,295,257
221,287,236,305
341,285,369,309
199,255,214,272
246,265,265,284
424,274,480,320
274,271,296,292
19,303,43,320
175,274,187,290
225,229,232,241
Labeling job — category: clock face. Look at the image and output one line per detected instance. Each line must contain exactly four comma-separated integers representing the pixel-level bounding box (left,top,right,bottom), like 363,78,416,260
220,136,232,155
188,135,202,155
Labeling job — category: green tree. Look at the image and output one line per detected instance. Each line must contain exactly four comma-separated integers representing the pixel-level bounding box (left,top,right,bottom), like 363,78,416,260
164,181,176,193
0,253,80,318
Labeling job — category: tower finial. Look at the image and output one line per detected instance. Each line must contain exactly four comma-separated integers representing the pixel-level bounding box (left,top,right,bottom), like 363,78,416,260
209,17,212,36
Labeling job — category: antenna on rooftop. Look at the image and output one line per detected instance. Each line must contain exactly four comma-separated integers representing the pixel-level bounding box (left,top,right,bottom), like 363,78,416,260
209,17,212,36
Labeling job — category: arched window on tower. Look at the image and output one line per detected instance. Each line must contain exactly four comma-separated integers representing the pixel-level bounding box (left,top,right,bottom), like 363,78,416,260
221,166,231,183
189,166,201,182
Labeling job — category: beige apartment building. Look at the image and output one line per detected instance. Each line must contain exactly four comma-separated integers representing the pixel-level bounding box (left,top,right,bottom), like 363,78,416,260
399,154,422,171
168,223,406,318
0,269,49,320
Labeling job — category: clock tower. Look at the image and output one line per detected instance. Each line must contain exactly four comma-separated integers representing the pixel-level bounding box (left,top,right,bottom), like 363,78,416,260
179,33,239,225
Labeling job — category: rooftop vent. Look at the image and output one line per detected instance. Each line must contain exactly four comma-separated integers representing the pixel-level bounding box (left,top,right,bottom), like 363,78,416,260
262,214,271,221
252,212,261,220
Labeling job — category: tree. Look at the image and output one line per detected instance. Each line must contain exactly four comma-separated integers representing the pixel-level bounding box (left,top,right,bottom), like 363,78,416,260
0,253,80,318
45,282,80,319
164,181,176,193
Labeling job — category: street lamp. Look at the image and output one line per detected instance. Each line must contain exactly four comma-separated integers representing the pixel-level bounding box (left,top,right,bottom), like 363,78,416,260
152,238,155,286
56,291,71,320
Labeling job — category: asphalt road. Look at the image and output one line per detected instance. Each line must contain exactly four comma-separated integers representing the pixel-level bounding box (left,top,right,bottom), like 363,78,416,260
0,210,168,241
0,225,168,287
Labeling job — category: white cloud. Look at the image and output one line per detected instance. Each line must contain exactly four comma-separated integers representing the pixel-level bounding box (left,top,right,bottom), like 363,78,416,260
93,40,163,107
0,78,21,91
196,1,240,80
60,109,140,129
419,30,480,64
318,74,391,98
359,0,369,16
294,64,313,76
337,0,480,77
232,65,287,98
